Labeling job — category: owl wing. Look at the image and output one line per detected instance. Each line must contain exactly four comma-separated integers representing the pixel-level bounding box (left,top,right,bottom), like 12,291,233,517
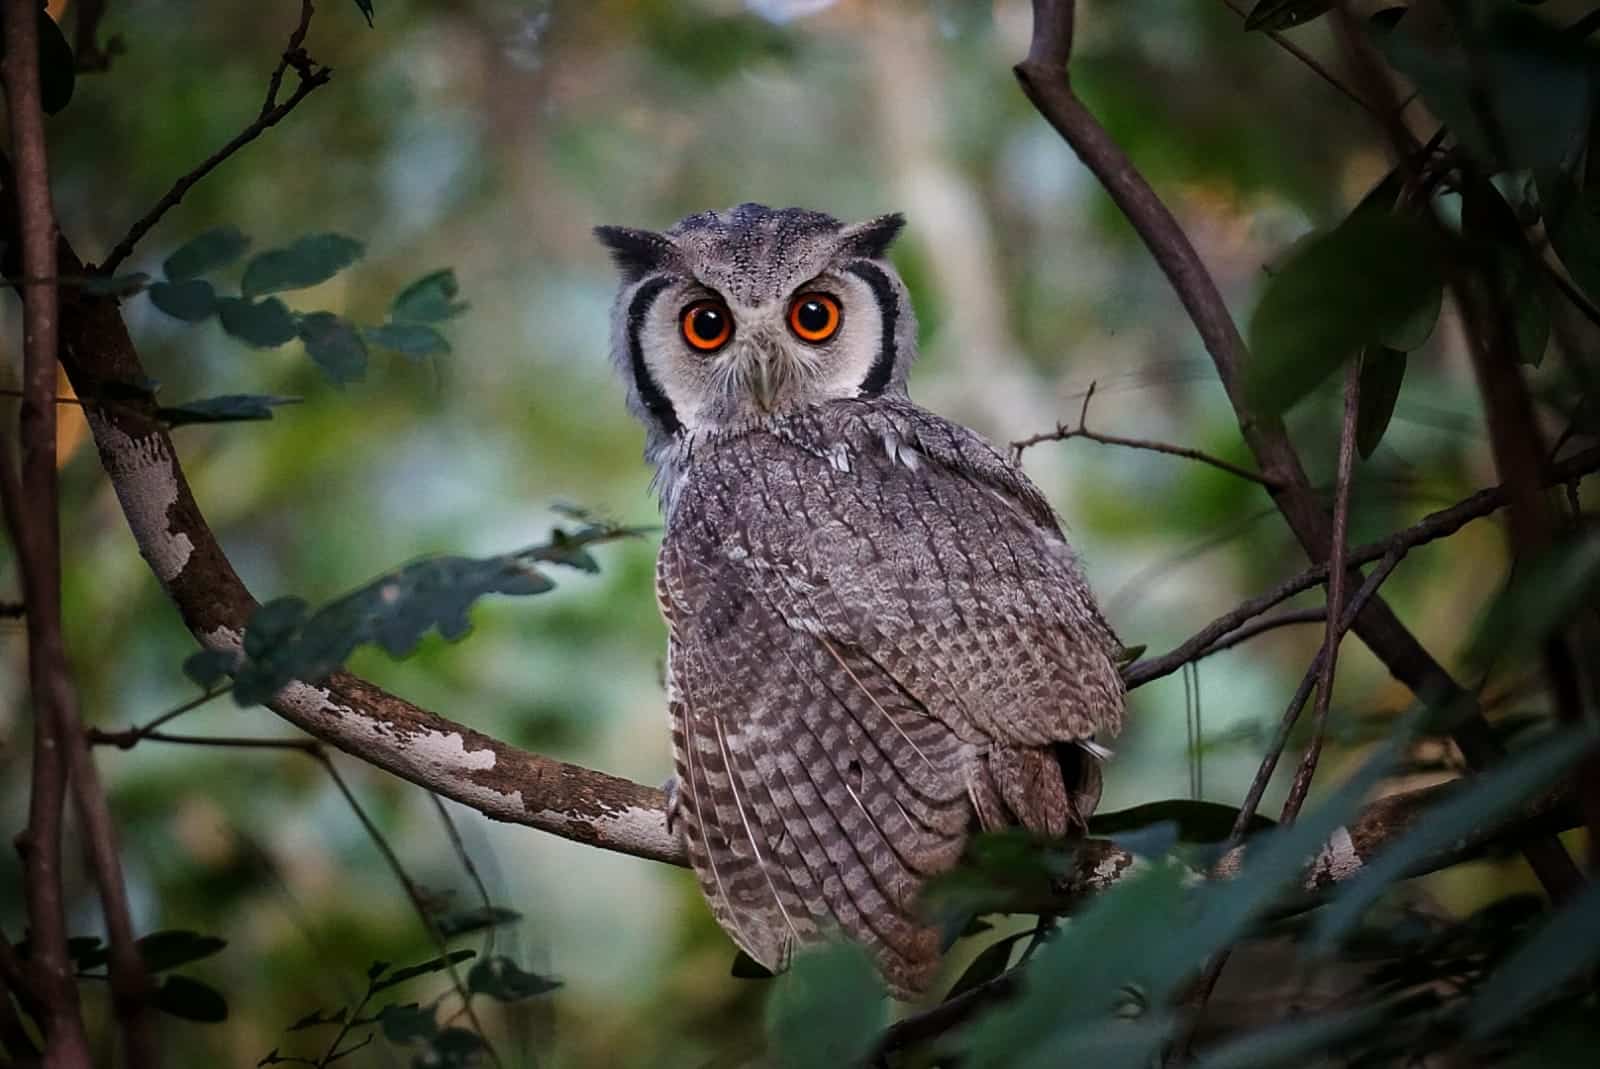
657,402,1123,992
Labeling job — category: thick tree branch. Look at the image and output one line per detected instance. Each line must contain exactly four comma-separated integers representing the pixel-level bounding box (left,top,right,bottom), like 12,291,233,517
1013,0,1582,898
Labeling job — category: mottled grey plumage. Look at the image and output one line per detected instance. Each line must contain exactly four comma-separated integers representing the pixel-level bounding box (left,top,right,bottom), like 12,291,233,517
597,204,1124,995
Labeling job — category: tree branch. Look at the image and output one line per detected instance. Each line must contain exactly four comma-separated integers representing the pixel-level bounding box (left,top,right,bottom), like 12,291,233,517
99,1,331,273
1010,380,1281,489
1012,0,1582,898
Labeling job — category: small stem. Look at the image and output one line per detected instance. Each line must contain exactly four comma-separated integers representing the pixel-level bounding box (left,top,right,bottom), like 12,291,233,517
87,686,231,748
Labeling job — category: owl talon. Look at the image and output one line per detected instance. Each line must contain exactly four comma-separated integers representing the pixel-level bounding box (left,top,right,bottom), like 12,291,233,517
662,775,684,835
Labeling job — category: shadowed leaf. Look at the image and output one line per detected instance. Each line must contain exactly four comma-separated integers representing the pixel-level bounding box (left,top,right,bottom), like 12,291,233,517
378,1002,437,1044
158,394,300,427
765,943,886,1069
148,278,217,322
436,906,522,938
164,226,250,280
217,297,299,348
391,268,468,322
297,312,367,385
242,233,365,298
467,956,562,1001
364,322,450,359
154,975,228,1023
1468,878,1600,1038
1090,799,1275,843
1356,347,1407,459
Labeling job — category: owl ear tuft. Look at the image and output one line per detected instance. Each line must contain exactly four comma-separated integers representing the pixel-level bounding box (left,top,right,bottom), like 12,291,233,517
594,225,678,281
839,212,907,260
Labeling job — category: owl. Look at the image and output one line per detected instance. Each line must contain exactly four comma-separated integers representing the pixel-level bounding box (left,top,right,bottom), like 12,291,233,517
596,204,1124,996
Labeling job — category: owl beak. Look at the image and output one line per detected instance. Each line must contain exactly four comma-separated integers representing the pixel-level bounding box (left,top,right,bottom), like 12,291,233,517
750,356,778,411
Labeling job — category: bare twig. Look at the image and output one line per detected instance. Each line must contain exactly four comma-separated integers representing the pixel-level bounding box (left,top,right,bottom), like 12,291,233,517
429,794,495,918
1197,607,1326,658
1010,381,1280,489
1279,358,1362,824
86,686,231,749
100,1,330,272
1122,444,1600,689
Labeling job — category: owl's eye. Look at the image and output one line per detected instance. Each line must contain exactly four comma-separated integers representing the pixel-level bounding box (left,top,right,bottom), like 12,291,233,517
787,293,842,344
681,300,733,352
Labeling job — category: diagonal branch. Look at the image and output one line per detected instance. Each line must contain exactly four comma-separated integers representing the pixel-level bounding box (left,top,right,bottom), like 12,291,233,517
99,1,330,273
1013,0,1582,900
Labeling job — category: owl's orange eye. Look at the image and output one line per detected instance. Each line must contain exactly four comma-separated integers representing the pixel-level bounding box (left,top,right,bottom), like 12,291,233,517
681,300,733,352
787,293,841,344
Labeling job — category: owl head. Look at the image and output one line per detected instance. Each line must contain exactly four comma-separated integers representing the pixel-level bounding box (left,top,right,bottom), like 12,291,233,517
596,204,917,458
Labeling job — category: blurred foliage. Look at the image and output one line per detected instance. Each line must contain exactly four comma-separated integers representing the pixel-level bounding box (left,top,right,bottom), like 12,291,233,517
3,0,1600,1066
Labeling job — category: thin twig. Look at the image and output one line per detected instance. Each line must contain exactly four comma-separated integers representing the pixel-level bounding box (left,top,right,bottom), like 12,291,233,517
87,686,231,748
1122,443,1600,690
1198,607,1325,658
1217,0,1379,119
1279,358,1362,824
1011,381,1280,489
100,1,330,272
429,793,495,916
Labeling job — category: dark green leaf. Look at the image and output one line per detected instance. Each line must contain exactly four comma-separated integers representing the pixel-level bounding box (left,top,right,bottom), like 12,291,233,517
1469,878,1600,1038
467,956,561,1001
158,394,300,427
1247,214,1443,414
363,322,450,359
66,936,104,965
296,312,368,385
436,906,522,938
1368,7,1406,31
154,975,228,1023
391,269,468,323
1540,175,1600,304
1313,727,1595,950
164,226,251,280
227,524,630,706
765,943,886,1069
287,1006,347,1031
242,234,365,298
730,949,775,979
371,949,474,992
378,1002,436,1044
1244,1,1331,32
217,297,299,348
1356,347,1407,460
148,278,217,322
182,647,238,689
946,931,1032,1000
81,272,151,298
77,929,226,973
1089,799,1275,843
351,1,375,28
1378,283,1441,352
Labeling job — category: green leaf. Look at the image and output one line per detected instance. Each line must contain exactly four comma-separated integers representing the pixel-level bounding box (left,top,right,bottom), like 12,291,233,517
391,269,468,322
148,278,217,322
363,322,450,359
1312,727,1595,950
1378,283,1441,352
1247,214,1443,414
287,1006,347,1031
1469,878,1600,1038
153,975,228,1023
217,297,299,348
296,312,368,385
81,272,151,298
1089,799,1275,843
1356,347,1407,460
134,930,228,973
158,394,301,427
466,956,562,1001
227,523,632,706
378,1002,436,1043
164,226,251,280
183,648,237,688
1541,176,1600,304
435,906,522,938
1244,1,1332,32
370,949,474,992
241,234,365,298
765,943,886,1069
351,1,375,28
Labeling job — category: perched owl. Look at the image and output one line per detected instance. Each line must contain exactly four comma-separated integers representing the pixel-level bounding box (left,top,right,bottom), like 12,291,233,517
596,204,1124,996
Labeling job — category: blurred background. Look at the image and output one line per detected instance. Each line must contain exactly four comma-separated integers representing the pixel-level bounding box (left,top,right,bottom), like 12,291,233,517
0,0,1565,1064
